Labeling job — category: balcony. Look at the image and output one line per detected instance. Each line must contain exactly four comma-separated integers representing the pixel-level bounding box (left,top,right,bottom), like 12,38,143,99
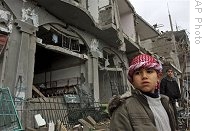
35,0,122,48
35,0,95,31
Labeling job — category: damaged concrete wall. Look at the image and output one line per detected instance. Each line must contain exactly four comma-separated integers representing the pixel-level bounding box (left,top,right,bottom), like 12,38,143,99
152,32,181,70
87,0,99,23
120,13,136,41
0,0,65,98
140,39,153,51
99,6,113,26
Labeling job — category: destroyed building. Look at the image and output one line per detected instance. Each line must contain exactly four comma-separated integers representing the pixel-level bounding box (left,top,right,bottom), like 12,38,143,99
0,0,189,130
0,0,159,103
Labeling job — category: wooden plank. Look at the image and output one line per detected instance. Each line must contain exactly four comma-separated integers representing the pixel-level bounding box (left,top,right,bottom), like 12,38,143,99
86,116,96,126
32,85,45,97
78,119,95,129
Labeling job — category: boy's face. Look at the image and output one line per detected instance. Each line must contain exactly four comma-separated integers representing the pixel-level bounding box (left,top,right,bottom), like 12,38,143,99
167,69,174,77
132,68,161,93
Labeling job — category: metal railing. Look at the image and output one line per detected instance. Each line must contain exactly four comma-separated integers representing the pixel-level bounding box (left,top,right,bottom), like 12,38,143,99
15,97,108,129
0,87,23,131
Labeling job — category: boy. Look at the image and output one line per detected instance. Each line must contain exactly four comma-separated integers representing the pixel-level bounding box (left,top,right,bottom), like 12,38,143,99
160,68,181,129
109,54,177,131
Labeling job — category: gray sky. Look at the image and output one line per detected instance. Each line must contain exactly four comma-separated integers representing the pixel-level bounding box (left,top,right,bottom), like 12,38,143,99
129,0,190,33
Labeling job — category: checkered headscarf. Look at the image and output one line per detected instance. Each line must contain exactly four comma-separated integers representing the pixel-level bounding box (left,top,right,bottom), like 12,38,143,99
128,54,162,83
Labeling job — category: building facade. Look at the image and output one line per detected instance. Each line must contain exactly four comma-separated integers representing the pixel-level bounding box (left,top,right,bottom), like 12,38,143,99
0,0,164,129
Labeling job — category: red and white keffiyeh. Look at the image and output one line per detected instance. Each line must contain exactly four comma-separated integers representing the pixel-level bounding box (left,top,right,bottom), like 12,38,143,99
128,54,162,83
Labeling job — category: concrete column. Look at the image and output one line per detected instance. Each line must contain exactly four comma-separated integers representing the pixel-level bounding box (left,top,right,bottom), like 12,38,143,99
90,51,100,102
15,20,37,129
14,20,37,99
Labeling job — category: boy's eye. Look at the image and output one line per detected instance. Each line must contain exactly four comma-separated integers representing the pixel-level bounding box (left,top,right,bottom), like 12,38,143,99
134,71,140,75
146,69,154,73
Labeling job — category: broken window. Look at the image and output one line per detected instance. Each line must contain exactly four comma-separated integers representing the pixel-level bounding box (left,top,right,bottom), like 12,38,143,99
62,35,80,52
99,50,116,68
36,26,86,54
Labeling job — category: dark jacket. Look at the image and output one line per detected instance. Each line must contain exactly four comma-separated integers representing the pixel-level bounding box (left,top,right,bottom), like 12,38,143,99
160,76,181,101
109,90,177,131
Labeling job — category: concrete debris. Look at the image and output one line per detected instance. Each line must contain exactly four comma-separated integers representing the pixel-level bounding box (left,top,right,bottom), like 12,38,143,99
34,114,46,128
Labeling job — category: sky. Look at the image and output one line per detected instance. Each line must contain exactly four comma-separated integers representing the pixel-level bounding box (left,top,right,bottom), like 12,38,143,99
129,0,190,33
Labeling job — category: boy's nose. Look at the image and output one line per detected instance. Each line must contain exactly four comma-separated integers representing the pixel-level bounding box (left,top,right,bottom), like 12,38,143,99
141,71,148,79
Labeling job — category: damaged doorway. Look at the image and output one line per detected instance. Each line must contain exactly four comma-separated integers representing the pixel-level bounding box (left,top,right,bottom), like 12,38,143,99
99,49,127,103
33,24,88,98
